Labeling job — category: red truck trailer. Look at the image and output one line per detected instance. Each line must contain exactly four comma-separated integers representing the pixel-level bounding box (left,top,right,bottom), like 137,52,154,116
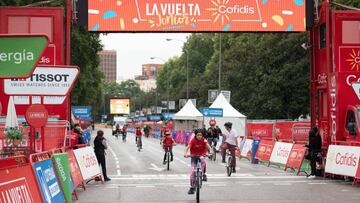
310,1,360,149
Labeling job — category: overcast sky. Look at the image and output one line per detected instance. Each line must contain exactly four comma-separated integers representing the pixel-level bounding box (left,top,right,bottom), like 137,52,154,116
100,33,190,81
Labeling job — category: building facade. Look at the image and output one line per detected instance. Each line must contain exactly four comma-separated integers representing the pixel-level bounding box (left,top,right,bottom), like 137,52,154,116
135,63,163,92
98,50,117,82
141,64,163,80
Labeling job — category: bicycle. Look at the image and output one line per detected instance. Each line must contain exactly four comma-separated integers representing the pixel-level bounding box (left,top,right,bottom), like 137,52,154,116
207,138,218,161
164,148,171,170
114,131,120,140
225,149,233,176
225,147,238,176
186,155,211,203
137,136,142,152
122,132,127,143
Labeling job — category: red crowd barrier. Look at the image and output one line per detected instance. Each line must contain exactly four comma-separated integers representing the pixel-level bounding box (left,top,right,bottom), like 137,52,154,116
67,149,85,193
0,164,43,203
0,156,28,170
285,144,307,175
246,122,274,140
255,140,275,161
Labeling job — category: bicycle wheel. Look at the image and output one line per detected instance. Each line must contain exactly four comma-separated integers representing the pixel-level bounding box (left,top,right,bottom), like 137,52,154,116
226,156,232,176
166,152,170,171
195,170,200,203
212,146,216,161
137,139,141,151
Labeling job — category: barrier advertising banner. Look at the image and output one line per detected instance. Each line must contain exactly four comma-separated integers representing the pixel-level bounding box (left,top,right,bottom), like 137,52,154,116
72,106,92,120
247,122,274,140
73,146,101,180
325,145,360,177
52,153,72,203
67,150,83,189
255,140,275,161
0,164,43,203
33,159,65,203
240,139,253,158
88,0,306,32
286,144,306,170
269,142,293,165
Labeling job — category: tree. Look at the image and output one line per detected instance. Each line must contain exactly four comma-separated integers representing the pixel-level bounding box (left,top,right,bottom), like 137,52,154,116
70,26,104,115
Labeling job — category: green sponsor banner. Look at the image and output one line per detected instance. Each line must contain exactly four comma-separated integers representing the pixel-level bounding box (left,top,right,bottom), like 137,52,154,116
52,153,73,203
0,35,48,78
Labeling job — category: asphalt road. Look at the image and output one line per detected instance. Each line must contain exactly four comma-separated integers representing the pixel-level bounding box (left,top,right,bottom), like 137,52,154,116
75,128,360,203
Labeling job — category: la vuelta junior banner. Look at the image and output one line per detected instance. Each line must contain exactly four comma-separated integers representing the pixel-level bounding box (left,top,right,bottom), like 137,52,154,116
88,0,306,32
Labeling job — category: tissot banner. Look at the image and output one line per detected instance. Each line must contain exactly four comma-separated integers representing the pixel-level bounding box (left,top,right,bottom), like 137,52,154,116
89,0,306,32
4,66,79,96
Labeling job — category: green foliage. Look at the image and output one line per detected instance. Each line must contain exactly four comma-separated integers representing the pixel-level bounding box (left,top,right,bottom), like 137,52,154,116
70,26,104,116
4,127,23,141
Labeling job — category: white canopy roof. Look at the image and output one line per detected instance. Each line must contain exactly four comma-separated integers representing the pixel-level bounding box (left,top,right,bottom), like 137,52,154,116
173,100,203,120
209,93,246,118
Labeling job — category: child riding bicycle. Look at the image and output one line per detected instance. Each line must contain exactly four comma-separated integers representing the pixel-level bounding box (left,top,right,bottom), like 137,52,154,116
221,122,239,173
162,131,175,164
206,119,220,151
135,127,142,149
184,129,213,195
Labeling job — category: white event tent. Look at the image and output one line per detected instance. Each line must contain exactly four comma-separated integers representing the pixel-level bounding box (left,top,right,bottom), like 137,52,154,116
204,93,247,137
173,100,203,131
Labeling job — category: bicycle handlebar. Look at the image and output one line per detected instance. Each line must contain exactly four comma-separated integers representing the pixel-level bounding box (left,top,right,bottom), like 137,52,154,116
184,154,212,158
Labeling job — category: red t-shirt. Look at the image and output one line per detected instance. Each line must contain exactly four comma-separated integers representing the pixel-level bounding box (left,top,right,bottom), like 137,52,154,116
162,137,174,149
189,137,208,156
135,129,142,137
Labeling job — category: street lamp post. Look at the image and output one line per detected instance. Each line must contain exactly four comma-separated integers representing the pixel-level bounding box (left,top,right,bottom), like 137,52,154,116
166,38,189,99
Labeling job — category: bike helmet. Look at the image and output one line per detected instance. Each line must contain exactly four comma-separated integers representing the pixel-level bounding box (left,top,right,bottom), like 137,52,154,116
193,128,203,135
224,122,232,128
209,119,216,126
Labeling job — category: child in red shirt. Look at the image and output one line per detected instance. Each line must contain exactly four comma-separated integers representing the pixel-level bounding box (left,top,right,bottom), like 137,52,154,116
184,129,212,195
135,127,142,148
162,131,175,164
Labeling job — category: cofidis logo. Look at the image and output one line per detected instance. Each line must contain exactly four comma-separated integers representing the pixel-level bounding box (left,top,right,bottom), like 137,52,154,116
346,49,360,71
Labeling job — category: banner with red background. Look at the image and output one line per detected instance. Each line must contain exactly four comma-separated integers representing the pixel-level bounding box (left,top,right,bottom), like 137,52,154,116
89,0,306,32
255,140,275,161
0,164,43,203
285,144,306,173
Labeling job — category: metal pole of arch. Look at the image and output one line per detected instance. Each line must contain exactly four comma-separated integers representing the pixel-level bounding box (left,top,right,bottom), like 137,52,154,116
186,50,189,99
218,33,222,94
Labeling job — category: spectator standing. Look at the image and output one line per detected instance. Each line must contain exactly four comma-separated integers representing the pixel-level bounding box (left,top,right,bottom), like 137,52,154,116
94,130,111,181
306,127,322,179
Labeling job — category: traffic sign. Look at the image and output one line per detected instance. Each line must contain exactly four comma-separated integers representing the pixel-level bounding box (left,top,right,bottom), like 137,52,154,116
200,108,223,117
0,34,49,78
352,83,360,101
25,104,48,127
4,65,80,96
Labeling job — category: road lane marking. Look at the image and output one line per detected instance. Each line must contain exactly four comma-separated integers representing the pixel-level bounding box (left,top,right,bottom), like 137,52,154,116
108,146,121,175
308,182,327,185
107,174,307,180
241,183,261,186
273,183,292,186
136,185,155,188
209,184,226,187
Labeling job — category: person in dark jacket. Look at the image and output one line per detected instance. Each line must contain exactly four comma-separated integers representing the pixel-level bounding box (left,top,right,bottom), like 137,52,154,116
94,130,111,181
306,126,322,179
